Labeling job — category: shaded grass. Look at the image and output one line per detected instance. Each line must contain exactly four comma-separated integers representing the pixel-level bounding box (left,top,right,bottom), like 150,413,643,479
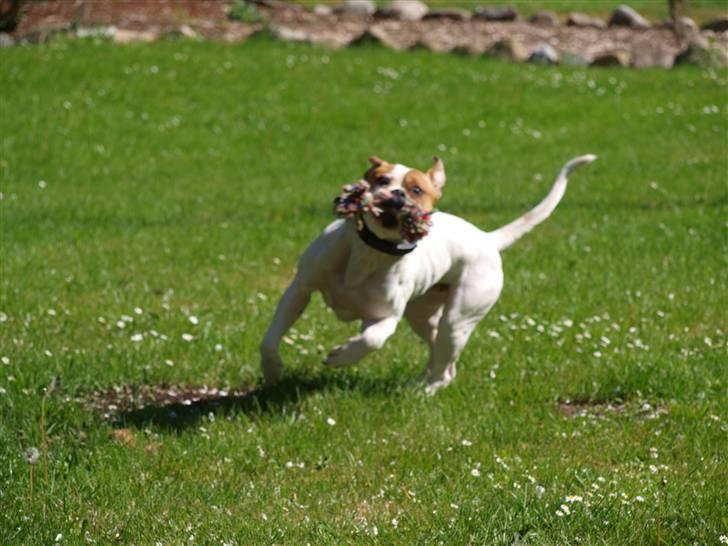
1,36,727,544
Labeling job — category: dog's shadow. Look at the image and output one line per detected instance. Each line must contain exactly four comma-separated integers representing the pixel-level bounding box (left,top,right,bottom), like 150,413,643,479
114,370,407,433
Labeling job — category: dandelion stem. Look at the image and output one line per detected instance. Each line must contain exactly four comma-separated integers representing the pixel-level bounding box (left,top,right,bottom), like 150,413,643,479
29,465,34,500
40,388,49,482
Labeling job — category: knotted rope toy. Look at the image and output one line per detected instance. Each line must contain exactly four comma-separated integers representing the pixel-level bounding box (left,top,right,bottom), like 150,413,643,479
334,181,433,243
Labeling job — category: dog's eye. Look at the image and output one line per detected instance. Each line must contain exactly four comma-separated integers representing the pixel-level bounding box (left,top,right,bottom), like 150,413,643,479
411,186,423,195
376,176,390,186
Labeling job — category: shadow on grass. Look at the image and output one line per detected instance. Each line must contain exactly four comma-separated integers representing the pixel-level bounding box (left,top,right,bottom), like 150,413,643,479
113,369,407,433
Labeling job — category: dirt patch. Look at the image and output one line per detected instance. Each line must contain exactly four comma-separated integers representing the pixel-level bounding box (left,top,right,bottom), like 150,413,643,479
81,383,253,421
559,399,668,419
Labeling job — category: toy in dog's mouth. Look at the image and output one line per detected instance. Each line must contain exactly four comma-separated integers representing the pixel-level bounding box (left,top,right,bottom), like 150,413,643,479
333,181,433,243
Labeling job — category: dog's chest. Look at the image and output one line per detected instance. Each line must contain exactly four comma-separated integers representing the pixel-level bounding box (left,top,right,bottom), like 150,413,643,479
319,266,408,322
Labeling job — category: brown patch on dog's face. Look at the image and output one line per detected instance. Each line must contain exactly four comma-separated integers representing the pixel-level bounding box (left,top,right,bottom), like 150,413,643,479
402,170,440,211
363,156,396,186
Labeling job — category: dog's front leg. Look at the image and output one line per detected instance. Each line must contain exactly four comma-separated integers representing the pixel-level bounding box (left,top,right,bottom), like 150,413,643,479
260,280,312,384
325,316,399,368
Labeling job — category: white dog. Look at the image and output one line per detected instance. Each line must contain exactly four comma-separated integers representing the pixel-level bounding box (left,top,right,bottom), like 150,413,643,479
260,154,596,393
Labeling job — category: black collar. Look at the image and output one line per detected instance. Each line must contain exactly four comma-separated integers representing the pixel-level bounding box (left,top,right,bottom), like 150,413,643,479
357,220,417,256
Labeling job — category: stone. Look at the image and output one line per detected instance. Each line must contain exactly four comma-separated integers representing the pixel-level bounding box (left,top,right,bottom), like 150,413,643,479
561,51,592,66
422,9,471,21
380,0,428,21
608,5,651,29
76,26,117,39
566,13,606,29
528,11,559,26
473,6,518,22
113,28,161,44
631,47,674,68
528,44,559,65
0,31,14,47
313,5,332,16
590,51,632,67
486,37,528,62
701,16,728,33
335,0,376,16
674,37,728,68
351,25,413,50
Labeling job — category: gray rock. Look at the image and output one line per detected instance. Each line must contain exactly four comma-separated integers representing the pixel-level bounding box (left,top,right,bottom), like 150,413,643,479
313,4,333,16
473,6,518,22
380,0,428,21
674,37,728,68
528,11,559,26
566,12,606,29
0,32,16,47
561,51,592,66
590,51,632,67
422,8,471,21
528,44,559,64
335,0,376,16
701,16,728,32
608,5,651,29
486,37,528,62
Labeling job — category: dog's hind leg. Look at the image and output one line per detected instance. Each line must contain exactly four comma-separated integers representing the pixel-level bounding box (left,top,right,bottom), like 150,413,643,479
260,280,312,385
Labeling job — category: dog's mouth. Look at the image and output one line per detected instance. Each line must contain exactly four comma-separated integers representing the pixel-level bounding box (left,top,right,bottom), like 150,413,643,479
377,200,403,229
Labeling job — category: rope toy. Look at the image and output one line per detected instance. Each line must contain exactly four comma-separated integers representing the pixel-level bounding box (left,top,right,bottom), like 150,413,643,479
333,181,433,243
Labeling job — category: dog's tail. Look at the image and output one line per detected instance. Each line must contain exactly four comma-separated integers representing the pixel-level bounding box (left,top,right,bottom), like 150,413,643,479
489,154,597,252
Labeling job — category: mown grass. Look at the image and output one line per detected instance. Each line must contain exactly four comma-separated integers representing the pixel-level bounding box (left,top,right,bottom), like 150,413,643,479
1,35,726,545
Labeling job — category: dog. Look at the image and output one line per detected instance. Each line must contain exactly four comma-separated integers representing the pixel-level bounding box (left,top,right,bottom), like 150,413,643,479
260,154,596,393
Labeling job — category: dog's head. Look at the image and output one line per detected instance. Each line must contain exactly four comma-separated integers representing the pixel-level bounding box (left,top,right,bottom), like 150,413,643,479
360,155,446,242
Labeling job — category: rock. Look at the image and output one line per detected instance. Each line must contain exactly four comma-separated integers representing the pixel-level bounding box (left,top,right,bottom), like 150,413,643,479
313,4,333,16
528,11,559,26
663,16,699,33
632,47,674,68
422,8,471,21
473,6,518,22
174,24,199,39
114,28,161,44
590,51,632,67
380,0,428,21
335,0,376,16
561,51,592,66
76,26,116,39
528,44,559,65
674,37,728,68
0,31,15,46
222,22,263,43
351,25,413,50
701,16,728,33
566,12,606,29
486,37,528,62
608,5,651,29
270,24,312,44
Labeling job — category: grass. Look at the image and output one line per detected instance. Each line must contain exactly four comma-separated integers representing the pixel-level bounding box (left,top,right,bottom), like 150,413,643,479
1,35,726,544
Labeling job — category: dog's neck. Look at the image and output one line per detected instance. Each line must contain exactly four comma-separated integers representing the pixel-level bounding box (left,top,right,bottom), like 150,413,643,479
342,218,407,288
357,217,417,256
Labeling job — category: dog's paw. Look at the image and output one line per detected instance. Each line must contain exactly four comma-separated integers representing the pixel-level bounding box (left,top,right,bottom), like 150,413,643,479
261,357,284,386
324,342,363,368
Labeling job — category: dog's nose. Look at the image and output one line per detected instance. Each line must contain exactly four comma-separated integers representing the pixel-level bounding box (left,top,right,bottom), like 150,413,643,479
391,189,406,208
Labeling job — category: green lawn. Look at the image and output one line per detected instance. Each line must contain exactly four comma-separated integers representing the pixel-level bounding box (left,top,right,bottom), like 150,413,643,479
1,36,726,544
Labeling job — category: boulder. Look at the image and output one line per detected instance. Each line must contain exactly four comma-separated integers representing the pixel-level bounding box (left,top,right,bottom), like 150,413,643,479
566,13,606,29
350,25,413,50
701,16,728,33
590,51,632,67
113,28,161,44
608,5,651,29
674,37,728,68
0,31,14,47
313,4,333,16
335,0,376,16
473,6,518,22
380,0,428,21
528,11,559,26
422,9,471,21
561,51,592,66
486,37,528,62
528,44,559,64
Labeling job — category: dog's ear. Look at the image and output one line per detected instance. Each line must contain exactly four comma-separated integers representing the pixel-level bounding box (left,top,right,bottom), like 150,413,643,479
428,156,446,190
368,156,384,167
